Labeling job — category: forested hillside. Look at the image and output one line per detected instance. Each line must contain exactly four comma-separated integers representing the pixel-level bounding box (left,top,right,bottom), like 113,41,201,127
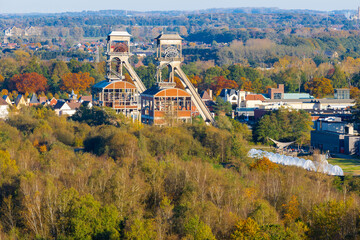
0,106,359,239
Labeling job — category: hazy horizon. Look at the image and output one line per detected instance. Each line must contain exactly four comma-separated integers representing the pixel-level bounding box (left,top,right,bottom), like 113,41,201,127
0,0,359,14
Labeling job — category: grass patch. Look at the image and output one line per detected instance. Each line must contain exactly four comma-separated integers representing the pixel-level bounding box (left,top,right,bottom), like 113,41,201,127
327,158,360,175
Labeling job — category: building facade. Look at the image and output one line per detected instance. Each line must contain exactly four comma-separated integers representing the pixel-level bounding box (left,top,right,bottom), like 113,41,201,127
141,87,192,125
92,80,139,116
311,117,360,155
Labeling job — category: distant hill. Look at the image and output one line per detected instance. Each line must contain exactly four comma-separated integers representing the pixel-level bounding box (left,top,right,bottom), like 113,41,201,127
0,7,358,17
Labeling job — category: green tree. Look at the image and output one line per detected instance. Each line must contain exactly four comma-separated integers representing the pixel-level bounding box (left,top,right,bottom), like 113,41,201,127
50,61,70,91
71,106,117,126
214,97,232,115
184,216,216,240
254,108,312,145
66,194,120,240
331,65,348,89
125,219,157,240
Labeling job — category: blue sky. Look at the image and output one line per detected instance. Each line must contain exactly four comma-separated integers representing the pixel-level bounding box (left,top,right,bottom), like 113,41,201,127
0,0,359,14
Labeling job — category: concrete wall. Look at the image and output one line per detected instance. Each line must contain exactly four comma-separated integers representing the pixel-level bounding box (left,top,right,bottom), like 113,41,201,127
311,131,343,153
344,136,360,155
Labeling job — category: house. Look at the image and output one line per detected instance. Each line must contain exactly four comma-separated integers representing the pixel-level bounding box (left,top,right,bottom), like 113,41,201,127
324,50,339,59
48,98,58,106
15,94,27,109
200,89,213,102
53,101,79,116
78,95,92,103
39,97,47,104
0,97,9,119
29,93,40,106
24,26,42,36
2,95,12,105
219,89,239,105
199,90,216,113
67,102,81,112
4,27,24,37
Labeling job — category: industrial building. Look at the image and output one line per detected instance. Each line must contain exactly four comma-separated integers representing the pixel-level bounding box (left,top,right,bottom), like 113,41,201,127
311,117,360,155
92,31,146,118
140,33,214,125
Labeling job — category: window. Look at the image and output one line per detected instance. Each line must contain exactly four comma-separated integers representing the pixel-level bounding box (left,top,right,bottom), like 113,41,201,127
274,93,282,99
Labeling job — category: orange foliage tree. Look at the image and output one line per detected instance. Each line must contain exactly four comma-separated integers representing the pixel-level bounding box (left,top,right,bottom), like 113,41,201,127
210,76,239,96
190,75,202,87
60,72,95,92
282,195,300,225
304,77,334,98
350,86,360,99
249,157,278,171
242,81,254,92
1,89,8,96
9,72,48,93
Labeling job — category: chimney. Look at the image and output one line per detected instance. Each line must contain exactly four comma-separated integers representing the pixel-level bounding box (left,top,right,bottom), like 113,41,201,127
279,84,284,91
209,89,213,99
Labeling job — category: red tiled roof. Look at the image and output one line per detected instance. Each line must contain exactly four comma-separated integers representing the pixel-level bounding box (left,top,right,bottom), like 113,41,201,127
67,102,81,110
39,97,47,103
79,95,92,102
245,94,265,101
201,90,212,101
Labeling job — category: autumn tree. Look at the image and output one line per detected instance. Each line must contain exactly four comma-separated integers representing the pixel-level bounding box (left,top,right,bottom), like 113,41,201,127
304,77,334,98
350,87,360,99
210,76,238,96
190,75,203,87
250,157,278,171
242,80,253,92
9,72,48,93
231,218,265,240
60,72,94,92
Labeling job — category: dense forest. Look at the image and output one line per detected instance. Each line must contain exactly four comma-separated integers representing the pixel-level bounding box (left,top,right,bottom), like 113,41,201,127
0,105,359,239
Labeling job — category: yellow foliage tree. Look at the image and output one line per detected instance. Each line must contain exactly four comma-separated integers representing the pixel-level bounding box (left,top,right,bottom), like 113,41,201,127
304,77,334,98
283,195,300,225
0,150,19,185
242,81,254,92
231,218,266,240
249,157,278,171
60,72,95,92
350,86,360,99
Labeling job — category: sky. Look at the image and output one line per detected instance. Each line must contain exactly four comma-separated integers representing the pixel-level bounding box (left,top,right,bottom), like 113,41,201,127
0,0,359,14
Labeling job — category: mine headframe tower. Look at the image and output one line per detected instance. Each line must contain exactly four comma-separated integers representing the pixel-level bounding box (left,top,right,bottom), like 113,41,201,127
154,33,215,125
106,31,146,93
